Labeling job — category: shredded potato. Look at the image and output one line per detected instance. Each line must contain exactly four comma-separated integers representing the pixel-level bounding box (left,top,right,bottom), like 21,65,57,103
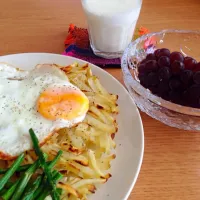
7,62,118,200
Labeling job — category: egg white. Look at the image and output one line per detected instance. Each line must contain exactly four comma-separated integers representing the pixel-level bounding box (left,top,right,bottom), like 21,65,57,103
0,64,87,158
0,63,29,79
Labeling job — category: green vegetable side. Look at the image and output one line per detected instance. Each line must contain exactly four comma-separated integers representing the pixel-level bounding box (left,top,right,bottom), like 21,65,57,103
0,128,63,200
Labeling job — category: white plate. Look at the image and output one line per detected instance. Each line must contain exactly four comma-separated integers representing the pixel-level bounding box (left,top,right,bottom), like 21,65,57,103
0,53,144,200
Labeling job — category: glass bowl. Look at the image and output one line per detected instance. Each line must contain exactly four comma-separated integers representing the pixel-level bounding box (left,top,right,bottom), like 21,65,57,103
121,29,200,131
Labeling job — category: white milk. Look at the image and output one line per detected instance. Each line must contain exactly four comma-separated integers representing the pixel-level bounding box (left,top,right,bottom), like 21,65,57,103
82,0,142,57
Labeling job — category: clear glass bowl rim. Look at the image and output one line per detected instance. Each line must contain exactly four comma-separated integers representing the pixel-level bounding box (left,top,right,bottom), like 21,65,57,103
121,29,200,117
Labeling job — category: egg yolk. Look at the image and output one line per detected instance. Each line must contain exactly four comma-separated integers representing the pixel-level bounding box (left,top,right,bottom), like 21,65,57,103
37,87,89,120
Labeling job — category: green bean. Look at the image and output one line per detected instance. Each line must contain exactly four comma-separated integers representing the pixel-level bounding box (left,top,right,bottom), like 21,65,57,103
23,150,62,200
29,128,59,200
11,159,41,200
22,175,43,200
1,179,20,200
37,171,63,200
0,154,24,191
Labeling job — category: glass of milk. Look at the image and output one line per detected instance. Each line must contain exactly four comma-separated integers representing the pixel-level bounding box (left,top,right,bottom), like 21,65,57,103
81,0,142,59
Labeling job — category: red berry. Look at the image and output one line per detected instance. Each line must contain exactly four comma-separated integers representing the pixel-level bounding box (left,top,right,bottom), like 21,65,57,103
185,85,200,108
158,80,170,98
194,62,200,72
157,48,170,58
146,53,156,61
158,67,171,81
180,70,193,85
147,72,159,86
169,78,181,90
193,71,200,84
138,63,146,74
158,56,170,67
140,48,200,108
169,90,181,104
141,59,147,64
170,52,184,63
184,57,197,70
145,60,159,72
139,73,148,88
171,61,185,75
154,49,160,58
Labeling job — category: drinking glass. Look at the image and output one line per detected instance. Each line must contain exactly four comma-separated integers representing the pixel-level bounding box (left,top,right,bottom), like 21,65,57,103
81,0,143,59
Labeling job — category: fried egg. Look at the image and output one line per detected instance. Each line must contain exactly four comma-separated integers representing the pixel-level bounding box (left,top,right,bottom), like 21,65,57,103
0,64,89,159
0,63,29,79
